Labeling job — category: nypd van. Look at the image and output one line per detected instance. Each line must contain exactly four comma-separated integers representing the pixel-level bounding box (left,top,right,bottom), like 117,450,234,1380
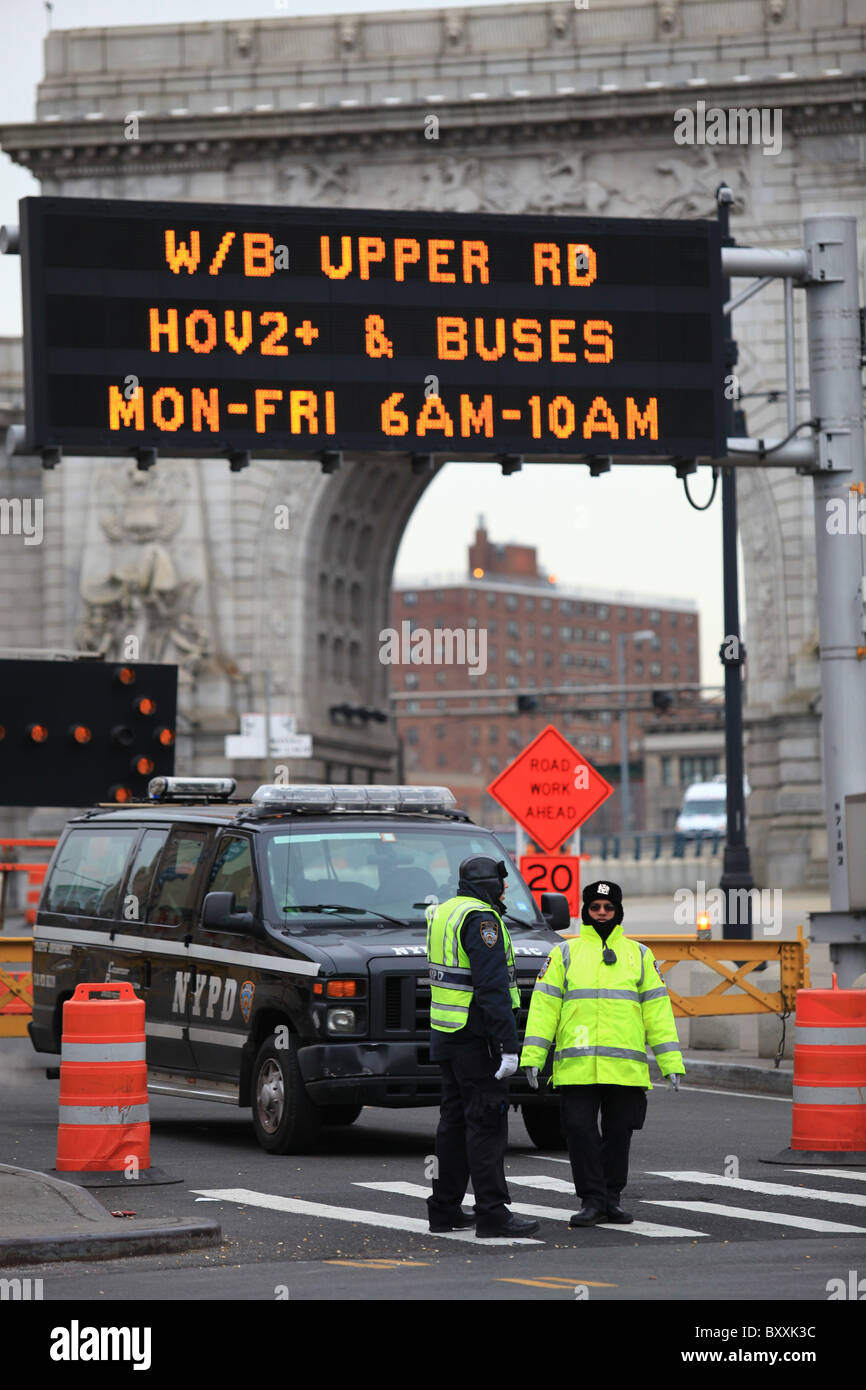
30,778,568,1152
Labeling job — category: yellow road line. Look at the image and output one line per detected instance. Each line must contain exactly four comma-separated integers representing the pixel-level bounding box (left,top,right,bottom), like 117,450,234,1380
497,1277,618,1289
325,1259,431,1269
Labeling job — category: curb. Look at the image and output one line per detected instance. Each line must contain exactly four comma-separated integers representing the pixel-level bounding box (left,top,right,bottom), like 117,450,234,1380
0,1164,221,1268
648,1058,793,1097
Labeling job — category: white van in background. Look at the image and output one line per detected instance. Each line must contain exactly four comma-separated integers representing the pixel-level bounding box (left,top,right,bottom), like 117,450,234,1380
675,774,749,837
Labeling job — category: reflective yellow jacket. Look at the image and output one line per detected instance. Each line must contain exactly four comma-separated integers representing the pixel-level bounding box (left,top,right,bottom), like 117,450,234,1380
519,923,685,1087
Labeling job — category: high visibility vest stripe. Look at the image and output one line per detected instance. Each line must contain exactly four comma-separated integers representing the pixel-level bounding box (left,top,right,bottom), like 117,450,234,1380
794,1026,866,1047
61,1041,147,1063
564,988,639,1002
554,1046,648,1064
639,987,668,1002
534,982,562,998
652,1041,682,1055
58,1103,150,1125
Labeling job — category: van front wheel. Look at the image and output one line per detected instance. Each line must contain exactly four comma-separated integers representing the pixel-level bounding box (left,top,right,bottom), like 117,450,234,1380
251,1034,321,1153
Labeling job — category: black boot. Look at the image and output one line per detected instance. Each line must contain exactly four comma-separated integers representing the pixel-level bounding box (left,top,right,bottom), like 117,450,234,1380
428,1210,477,1233
475,1212,540,1238
568,1203,607,1227
605,1202,634,1224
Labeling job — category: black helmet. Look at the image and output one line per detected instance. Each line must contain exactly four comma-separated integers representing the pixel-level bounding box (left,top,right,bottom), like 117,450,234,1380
459,855,508,908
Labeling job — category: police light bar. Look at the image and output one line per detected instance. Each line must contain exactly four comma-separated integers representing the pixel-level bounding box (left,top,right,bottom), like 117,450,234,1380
251,784,457,815
148,776,237,801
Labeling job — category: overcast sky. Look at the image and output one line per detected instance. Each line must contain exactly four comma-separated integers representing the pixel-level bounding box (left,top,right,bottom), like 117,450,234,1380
0,0,733,687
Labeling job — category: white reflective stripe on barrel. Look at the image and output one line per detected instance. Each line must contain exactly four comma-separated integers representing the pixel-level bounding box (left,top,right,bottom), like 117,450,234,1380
793,1086,866,1106
794,1026,866,1046
61,1041,147,1063
57,1103,150,1125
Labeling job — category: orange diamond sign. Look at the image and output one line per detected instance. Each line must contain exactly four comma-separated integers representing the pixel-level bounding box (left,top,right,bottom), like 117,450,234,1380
487,723,614,854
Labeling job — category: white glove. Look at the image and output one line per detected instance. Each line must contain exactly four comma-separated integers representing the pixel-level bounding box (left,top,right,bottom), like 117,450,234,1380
525,1066,539,1091
494,1053,519,1080
668,1073,681,1092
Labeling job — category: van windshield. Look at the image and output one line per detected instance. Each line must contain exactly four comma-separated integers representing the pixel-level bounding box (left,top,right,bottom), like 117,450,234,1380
262,825,541,928
680,801,726,817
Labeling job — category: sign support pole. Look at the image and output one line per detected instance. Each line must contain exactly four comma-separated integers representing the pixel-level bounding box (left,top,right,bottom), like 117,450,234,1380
804,215,866,986
717,185,754,942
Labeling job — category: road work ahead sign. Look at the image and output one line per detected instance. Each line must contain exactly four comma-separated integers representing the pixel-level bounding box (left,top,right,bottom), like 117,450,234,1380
17,196,725,459
487,724,614,854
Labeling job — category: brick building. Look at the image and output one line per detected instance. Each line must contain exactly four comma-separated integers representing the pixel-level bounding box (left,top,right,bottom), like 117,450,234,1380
391,522,714,831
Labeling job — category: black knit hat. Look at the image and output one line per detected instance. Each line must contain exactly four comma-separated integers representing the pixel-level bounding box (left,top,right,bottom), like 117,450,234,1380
581,879,624,927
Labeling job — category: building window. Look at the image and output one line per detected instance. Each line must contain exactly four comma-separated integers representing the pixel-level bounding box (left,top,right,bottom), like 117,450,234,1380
650,609,661,623
437,752,447,767
599,656,610,672
650,662,662,676
488,592,497,607
527,622,535,638
508,729,521,747
434,590,444,601
680,755,721,785
507,621,520,638
436,698,446,711
467,616,478,628
506,675,519,688
618,606,627,621
525,649,535,664
470,725,480,745
507,648,521,665
651,637,661,651
505,594,519,611
560,600,573,616
671,664,679,679
525,597,535,612
559,626,571,641
634,660,643,676
687,639,696,653
598,630,611,644
543,651,554,666
488,756,499,774
435,670,447,684
541,598,552,612
487,645,497,662
407,727,419,745
670,613,678,627
661,755,674,785
405,672,418,689
671,638,679,653
488,726,499,743
435,724,445,740
407,700,419,713
542,623,553,639
599,735,613,751
598,605,609,619
471,757,482,774
487,674,497,688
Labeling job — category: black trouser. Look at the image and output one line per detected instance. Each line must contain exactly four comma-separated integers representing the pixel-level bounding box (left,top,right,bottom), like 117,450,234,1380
559,1084,648,1209
427,1041,510,1222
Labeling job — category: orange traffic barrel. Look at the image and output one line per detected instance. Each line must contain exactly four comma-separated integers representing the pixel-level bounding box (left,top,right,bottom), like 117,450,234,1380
764,975,866,1166
56,981,150,1173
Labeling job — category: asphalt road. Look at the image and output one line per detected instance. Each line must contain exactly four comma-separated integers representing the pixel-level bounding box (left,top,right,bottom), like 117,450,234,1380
2,1035,866,1303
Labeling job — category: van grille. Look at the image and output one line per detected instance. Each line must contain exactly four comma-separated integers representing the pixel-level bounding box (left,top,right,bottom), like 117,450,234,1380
384,975,404,1030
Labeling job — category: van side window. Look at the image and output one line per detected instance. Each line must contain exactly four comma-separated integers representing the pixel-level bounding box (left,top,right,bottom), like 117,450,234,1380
148,829,209,929
123,829,169,924
43,828,139,919
207,836,254,912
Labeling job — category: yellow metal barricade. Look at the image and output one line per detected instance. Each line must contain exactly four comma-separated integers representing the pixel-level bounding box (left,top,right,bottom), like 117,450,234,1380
563,926,810,1017
0,937,33,1037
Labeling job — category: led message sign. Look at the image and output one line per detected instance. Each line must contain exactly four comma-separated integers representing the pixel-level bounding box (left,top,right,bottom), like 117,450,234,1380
18,197,726,459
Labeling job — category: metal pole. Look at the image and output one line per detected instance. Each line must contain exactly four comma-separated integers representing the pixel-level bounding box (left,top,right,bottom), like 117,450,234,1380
805,216,866,985
262,668,273,785
617,632,630,833
717,186,754,941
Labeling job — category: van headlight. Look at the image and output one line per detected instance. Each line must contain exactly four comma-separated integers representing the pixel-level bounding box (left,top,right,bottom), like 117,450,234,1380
327,1008,357,1034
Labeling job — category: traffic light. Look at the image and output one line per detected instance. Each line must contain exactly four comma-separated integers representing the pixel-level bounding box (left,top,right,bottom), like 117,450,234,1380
516,694,538,713
652,689,674,714
0,659,178,807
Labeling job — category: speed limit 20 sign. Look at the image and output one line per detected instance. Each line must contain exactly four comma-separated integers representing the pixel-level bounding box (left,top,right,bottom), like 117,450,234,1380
520,855,582,918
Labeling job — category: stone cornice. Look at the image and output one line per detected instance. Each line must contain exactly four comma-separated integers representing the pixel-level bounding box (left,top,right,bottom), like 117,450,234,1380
1,74,863,176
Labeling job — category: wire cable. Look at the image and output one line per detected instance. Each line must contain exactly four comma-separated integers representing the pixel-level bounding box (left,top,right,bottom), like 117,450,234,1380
727,417,818,458
682,465,719,511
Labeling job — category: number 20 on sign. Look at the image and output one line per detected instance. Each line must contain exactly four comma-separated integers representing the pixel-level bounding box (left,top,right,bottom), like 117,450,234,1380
519,855,582,918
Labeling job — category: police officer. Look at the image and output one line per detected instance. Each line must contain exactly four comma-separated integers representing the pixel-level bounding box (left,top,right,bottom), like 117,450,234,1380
425,855,539,1239
520,879,685,1227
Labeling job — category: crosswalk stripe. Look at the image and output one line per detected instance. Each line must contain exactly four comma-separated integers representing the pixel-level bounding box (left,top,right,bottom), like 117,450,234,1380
190,1188,542,1245
787,1168,866,1183
358,1179,709,1240
647,1169,866,1209
642,1200,866,1234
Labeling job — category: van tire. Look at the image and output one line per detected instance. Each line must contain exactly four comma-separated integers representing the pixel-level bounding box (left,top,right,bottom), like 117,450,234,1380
521,1103,567,1151
251,1033,321,1153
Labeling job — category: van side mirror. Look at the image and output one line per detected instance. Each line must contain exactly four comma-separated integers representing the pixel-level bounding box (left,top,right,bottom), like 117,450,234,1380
202,890,254,934
540,892,571,932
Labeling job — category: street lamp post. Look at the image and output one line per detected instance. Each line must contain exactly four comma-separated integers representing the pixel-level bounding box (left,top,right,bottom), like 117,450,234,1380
617,628,655,832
